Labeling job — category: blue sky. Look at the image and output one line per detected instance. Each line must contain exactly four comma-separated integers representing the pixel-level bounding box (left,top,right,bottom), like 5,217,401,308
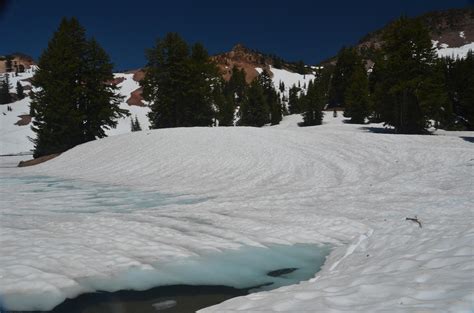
0,0,470,70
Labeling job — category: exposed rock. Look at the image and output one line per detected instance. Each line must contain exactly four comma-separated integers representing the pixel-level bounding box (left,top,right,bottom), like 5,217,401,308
15,114,31,126
127,87,145,107
18,153,60,167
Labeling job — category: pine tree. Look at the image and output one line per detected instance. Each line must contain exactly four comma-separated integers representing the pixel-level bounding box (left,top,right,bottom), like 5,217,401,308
142,34,219,128
30,17,127,158
328,47,359,107
344,59,370,124
0,75,12,104
300,78,325,126
238,78,269,127
288,85,301,114
16,81,24,100
225,66,247,107
373,17,448,134
259,69,281,125
446,51,474,130
214,79,235,126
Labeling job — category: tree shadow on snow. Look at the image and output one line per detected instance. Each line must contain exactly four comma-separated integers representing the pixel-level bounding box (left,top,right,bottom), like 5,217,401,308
359,126,396,134
461,136,474,143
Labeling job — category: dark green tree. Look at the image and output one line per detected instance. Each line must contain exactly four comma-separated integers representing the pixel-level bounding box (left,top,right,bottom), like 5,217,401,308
0,75,12,104
445,51,474,130
288,85,302,114
16,81,25,100
344,59,370,124
238,79,269,127
142,34,219,128
214,78,235,126
30,17,127,158
259,69,281,125
300,78,325,126
328,47,359,108
142,33,190,128
225,66,247,107
373,17,448,134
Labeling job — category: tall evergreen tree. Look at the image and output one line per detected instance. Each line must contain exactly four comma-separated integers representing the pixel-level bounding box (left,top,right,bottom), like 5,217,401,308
344,59,370,124
0,75,12,104
446,51,474,130
300,78,325,126
238,79,269,127
288,85,301,114
225,66,247,107
16,81,25,100
30,17,127,158
328,47,359,107
259,69,281,125
214,78,235,126
373,17,448,134
142,33,219,128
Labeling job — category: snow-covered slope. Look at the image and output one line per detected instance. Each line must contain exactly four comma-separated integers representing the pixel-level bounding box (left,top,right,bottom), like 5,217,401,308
1,114,473,312
434,40,474,59
0,67,311,155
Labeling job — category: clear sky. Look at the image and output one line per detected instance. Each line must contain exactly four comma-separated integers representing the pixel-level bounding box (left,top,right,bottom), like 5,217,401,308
0,0,471,70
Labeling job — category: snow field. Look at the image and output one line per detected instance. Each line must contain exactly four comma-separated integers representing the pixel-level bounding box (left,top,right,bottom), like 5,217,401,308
1,113,472,312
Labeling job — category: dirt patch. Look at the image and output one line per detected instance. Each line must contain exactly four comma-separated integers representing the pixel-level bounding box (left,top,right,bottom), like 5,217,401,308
18,153,60,167
132,69,146,82
127,87,145,106
108,76,126,86
15,114,31,126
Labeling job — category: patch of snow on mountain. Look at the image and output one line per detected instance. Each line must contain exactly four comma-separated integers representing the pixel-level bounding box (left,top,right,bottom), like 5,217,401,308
433,40,474,59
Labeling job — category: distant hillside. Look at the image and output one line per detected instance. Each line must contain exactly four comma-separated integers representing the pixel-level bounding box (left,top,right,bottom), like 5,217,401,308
321,7,474,66
211,44,311,83
0,53,36,73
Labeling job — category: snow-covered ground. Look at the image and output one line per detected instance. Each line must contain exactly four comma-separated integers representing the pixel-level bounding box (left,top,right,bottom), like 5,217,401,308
434,40,474,59
0,68,309,155
1,114,473,312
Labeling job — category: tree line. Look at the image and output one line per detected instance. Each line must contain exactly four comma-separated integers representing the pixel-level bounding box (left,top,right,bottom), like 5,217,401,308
27,16,474,158
327,16,474,133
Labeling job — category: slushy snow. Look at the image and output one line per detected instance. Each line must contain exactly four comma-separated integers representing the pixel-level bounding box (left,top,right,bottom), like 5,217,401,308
1,114,473,312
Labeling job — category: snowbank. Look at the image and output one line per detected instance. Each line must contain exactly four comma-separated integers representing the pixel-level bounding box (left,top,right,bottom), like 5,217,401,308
1,114,473,312
434,41,474,59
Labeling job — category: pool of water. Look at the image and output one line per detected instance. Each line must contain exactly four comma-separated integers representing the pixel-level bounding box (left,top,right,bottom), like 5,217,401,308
0,171,332,312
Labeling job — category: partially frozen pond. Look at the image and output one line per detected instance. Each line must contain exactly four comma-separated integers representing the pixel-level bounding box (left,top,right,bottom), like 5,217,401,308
0,171,331,312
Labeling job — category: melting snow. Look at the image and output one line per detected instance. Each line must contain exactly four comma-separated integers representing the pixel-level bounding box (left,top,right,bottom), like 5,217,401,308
0,114,473,312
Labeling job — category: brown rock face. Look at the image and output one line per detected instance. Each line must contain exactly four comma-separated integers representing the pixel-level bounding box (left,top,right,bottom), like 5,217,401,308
15,114,31,126
127,87,145,107
0,53,35,74
211,44,273,83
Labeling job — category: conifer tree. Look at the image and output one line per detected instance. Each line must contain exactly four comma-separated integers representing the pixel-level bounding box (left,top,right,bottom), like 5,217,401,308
214,79,235,126
288,85,301,114
225,66,247,107
16,81,24,100
344,59,370,124
0,75,11,104
142,33,219,128
238,79,269,127
259,69,281,125
30,17,127,158
328,47,359,107
300,78,325,126
373,17,448,134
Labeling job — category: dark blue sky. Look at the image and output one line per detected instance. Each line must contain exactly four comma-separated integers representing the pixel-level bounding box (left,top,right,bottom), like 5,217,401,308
0,0,470,70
